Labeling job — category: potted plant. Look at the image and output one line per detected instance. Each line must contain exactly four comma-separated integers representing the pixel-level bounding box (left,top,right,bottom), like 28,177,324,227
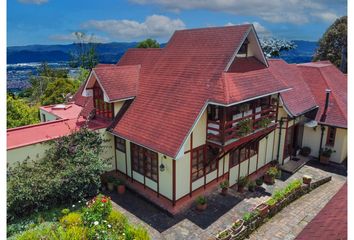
264,167,278,185
107,175,116,192
238,119,252,136
220,180,229,196
114,179,126,194
303,175,312,185
237,176,248,193
248,180,256,192
256,178,263,186
266,198,277,210
231,219,244,235
196,195,207,211
242,210,259,225
258,117,271,128
300,146,311,157
216,229,231,240
256,203,269,217
320,148,336,164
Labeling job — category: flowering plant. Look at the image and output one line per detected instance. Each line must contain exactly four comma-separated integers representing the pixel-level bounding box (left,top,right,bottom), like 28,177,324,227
82,194,112,226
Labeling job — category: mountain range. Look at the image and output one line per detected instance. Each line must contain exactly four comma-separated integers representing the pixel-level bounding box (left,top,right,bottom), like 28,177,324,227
7,40,317,64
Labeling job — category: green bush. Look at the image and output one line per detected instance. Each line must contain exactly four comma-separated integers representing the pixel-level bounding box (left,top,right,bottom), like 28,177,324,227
125,225,150,240
13,222,57,240
195,195,207,205
54,225,87,240
7,127,110,220
60,212,82,227
107,210,128,234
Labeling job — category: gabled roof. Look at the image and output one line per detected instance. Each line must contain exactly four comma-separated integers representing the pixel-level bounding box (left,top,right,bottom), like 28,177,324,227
268,59,318,117
298,61,347,128
87,65,140,102
110,25,288,158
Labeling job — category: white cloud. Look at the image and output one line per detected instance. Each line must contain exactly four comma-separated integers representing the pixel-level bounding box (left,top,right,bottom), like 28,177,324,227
18,0,48,4
81,15,185,41
130,0,343,24
48,32,109,43
226,22,271,36
311,12,339,22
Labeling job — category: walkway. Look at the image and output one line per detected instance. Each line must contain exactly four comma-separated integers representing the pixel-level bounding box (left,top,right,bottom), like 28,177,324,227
109,162,346,240
248,165,346,240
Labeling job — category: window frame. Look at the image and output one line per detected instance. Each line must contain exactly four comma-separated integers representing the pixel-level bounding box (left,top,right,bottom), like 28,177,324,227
92,82,114,119
326,127,336,147
115,136,126,153
131,143,158,182
229,141,258,168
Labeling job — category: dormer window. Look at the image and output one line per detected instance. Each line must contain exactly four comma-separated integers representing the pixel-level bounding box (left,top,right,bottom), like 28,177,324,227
92,82,113,119
238,39,249,56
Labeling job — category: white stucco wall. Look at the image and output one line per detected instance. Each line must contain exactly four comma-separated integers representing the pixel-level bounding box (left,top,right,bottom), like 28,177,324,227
39,109,57,122
7,142,51,167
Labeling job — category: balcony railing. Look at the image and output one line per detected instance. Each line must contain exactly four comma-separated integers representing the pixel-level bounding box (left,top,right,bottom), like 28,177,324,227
207,105,277,145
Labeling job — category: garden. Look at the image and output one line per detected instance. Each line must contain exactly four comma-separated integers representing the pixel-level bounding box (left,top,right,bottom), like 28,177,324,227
7,127,150,239
8,194,150,240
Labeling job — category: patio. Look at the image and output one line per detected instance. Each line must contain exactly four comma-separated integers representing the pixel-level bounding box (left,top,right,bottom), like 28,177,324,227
107,160,347,240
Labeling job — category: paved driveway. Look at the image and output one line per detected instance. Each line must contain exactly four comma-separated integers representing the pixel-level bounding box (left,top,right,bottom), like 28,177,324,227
110,161,347,240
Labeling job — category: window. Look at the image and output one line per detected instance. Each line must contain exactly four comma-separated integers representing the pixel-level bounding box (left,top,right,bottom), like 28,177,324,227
229,141,258,167
131,143,158,181
42,113,46,122
205,145,219,174
115,136,126,153
238,42,248,55
191,146,205,181
326,127,336,147
93,82,114,119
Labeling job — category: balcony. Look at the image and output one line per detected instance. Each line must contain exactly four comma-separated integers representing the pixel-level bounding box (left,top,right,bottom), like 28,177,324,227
207,98,277,147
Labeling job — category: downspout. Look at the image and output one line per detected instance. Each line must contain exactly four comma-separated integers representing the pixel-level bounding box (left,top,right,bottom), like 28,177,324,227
276,118,283,163
318,89,331,159
318,125,325,159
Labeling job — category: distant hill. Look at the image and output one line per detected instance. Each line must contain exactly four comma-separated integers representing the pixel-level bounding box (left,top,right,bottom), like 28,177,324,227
7,42,139,64
7,40,317,64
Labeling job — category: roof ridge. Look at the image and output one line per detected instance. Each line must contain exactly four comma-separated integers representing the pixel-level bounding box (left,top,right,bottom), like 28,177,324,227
174,24,252,33
7,118,69,132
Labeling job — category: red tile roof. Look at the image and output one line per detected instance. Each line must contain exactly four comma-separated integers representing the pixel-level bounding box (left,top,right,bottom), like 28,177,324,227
39,103,83,120
298,62,347,128
268,59,318,116
110,25,288,157
296,182,347,240
211,57,289,105
7,118,109,150
92,65,140,101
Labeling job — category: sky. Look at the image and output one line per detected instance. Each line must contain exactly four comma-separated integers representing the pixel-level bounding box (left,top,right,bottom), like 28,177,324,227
7,0,347,46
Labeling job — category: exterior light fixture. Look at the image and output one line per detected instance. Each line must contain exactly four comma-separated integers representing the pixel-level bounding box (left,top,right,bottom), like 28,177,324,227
159,163,165,172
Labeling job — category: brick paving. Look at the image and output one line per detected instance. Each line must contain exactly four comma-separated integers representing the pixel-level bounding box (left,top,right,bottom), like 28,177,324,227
110,162,347,240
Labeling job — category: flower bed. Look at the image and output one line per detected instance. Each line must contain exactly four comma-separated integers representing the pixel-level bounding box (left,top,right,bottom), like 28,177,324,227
215,176,332,240
9,194,150,240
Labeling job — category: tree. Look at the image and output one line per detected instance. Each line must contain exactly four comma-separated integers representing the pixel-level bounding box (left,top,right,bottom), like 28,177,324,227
41,78,80,105
7,95,39,128
7,126,110,219
20,62,80,105
70,32,99,69
259,38,296,58
313,16,347,72
136,38,160,48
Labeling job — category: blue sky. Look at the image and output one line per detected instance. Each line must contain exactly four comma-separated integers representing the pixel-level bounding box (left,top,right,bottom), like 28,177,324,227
7,0,347,46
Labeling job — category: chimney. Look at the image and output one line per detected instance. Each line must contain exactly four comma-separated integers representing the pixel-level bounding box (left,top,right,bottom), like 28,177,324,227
320,89,331,122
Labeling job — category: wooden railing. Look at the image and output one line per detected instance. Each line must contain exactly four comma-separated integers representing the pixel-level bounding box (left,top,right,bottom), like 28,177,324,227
207,105,277,144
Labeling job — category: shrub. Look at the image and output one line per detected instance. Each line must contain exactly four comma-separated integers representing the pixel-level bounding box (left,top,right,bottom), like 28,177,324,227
60,212,82,227
107,210,128,234
7,127,110,220
242,210,259,222
272,189,285,202
13,222,58,240
195,196,207,205
54,225,87,240
248,180,256,191
61,209,70,216
125,225,150,240
266,198,277,206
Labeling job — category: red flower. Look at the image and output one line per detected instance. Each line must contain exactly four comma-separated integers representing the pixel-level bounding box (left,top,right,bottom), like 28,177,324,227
101,198,107,203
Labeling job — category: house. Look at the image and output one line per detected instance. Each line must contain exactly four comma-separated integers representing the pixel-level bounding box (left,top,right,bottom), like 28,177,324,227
7,24,347,213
